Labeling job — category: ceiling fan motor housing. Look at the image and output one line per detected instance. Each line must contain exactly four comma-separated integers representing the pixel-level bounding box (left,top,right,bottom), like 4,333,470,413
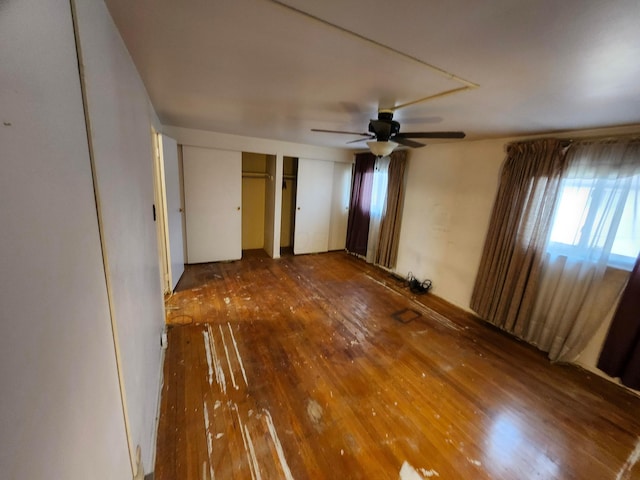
311,108,464,148
369,110,400,141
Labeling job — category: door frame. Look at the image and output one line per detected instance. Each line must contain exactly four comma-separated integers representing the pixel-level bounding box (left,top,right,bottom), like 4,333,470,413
152,129,172,294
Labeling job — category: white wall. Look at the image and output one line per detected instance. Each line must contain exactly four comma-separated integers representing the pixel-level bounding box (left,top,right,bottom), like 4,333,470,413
0,0,131,478
164,126,353,164
74,0,165,471
164,127,352,258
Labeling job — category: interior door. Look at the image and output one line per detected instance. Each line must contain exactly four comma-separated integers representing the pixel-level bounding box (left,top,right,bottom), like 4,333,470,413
294,158,334,254
183,146,242,263
328,162,353,251
159,134,185,289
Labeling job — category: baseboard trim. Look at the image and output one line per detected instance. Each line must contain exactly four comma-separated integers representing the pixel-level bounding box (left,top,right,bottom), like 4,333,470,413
148,325,167,475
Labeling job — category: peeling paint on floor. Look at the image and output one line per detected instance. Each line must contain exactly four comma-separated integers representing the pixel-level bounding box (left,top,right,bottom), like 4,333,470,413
306,399,323,429
232,403,261,480
228,322,248,386
218,324,238,390
202,401,215,480
205,325,227,394
400,461,440,479
616,438,640,480
264,409,295,480
203,330,214,386
419,467,440,478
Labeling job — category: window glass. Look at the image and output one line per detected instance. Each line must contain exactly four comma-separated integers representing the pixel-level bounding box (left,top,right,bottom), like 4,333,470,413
548,174,640,270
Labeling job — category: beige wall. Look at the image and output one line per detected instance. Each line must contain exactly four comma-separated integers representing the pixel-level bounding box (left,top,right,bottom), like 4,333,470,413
396,138,505,308
395,125,640,390
242,179,266,249
243,151,268,172
242,153,268,250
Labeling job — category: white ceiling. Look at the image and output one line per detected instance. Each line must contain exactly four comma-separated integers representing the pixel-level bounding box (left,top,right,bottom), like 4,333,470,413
105,0,640,149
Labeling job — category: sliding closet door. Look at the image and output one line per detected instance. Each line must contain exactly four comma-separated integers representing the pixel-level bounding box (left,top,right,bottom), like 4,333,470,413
328,162,353,251
294,158,334,254
183,146,242,263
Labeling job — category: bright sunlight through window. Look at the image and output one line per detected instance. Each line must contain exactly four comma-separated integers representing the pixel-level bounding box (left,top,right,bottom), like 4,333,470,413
548,174,640,270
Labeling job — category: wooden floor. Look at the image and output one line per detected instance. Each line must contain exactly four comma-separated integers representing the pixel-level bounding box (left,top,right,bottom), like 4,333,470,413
156,250,640,479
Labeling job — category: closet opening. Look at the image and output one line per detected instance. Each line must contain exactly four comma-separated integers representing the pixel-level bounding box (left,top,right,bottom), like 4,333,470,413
280,156,298,256
242,152,276,257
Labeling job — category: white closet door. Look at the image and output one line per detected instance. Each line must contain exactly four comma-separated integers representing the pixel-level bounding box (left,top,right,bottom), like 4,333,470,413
328,162,353,251
159,134,185,289
294,158,334,254
183,146,242,263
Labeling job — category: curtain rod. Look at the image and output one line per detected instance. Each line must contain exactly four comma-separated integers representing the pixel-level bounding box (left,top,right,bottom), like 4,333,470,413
566,134,640,144
509,134,640,148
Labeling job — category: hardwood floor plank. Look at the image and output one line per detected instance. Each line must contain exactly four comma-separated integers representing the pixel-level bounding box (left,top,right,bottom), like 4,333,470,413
158,251,640,479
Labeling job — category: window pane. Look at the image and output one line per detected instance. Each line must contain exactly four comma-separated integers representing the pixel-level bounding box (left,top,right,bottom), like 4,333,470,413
586,185,625,250
611,175,640,260
549,182,590,246
548,175,640,270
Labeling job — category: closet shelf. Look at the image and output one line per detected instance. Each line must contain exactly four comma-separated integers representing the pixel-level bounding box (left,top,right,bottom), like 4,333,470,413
242,171,269,179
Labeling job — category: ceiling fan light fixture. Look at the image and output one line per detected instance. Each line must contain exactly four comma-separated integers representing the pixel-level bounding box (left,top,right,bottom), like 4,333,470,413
367,140,397,157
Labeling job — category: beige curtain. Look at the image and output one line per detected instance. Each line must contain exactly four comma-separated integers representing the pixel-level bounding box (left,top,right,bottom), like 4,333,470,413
375,150,408,268
524,139,640,361
526,257,628,361
470,139,568,335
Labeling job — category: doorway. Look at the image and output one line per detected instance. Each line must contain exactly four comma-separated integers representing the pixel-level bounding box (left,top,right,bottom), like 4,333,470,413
153,132,185,293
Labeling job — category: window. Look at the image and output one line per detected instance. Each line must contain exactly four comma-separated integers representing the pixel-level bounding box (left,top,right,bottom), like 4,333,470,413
369,162,389,218
548,173,640,270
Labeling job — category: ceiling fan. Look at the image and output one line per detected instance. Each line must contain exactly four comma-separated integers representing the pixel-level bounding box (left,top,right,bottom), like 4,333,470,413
312,109,465,156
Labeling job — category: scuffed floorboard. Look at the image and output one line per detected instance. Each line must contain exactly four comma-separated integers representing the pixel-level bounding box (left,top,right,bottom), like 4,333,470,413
155,251,640,479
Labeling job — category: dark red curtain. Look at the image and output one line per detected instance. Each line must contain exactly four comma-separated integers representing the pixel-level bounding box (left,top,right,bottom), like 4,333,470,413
346,153,375,256
598,253,640,390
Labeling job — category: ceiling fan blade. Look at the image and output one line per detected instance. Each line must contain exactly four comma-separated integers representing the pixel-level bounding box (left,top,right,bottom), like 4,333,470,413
396,131,466,139
311,128,371,136
389,86,476,111
346,136,374,144
393,137,426,148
